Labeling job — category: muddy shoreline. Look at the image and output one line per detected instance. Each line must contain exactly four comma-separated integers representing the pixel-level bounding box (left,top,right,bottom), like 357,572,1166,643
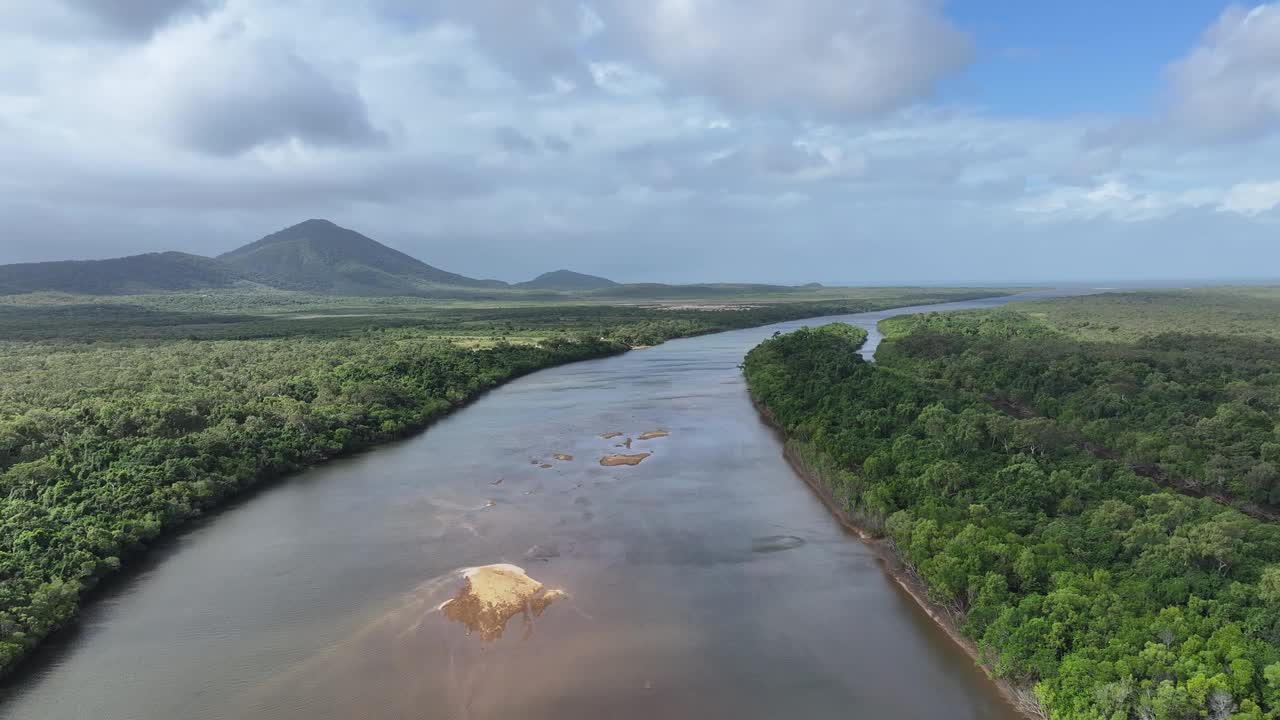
749,396,1043,720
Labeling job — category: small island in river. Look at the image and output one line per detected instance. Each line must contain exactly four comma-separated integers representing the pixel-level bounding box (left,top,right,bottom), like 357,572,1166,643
599,453,651,466
440,564,566,641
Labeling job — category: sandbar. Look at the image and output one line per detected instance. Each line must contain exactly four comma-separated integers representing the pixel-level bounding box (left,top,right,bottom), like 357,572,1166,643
440,564,566,641
600,453,651,466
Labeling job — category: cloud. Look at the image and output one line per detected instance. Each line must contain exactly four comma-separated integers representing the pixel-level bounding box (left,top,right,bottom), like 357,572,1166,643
1166,3,1280,141
494,126,540,155
615,0,971,117
61,0,217,38
543,135,572,154
100,10,383,155
378,1,602,89
705,139,847,183
1015,180,1194,223
1016,175,1280,223
1219,180,1280,215
382,1,970,116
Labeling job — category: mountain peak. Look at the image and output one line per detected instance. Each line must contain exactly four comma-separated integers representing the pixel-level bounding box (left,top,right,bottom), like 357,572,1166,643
218,220,506,294
517,269,619,290
288,218,340,232
249,218,363,247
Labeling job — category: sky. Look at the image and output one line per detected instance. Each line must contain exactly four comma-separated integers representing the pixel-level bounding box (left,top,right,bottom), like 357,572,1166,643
2,1,1280,284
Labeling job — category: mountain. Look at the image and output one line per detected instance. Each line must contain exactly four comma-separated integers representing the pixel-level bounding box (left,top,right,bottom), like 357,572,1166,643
517,269,619,290
218,219,506,294
0,252,241,295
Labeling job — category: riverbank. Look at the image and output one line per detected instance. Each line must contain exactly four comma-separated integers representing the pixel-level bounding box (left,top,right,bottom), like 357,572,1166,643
749,396,1044,720
3,291,1052,720
742,317,1280,719
1,291,1024,679
0,337,627,679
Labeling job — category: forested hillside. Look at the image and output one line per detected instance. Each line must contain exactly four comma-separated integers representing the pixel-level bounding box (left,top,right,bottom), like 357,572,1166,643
0,252,241,295
218,219,506,294
877,291,1280,513
745,323,1280,720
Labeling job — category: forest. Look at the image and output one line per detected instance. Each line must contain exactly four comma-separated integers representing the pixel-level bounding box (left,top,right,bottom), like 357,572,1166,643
744,321,1280,720
0,287,1002,677
876,290,1280,513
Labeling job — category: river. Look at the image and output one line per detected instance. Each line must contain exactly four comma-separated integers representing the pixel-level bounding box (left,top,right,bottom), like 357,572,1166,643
2,291,1073,720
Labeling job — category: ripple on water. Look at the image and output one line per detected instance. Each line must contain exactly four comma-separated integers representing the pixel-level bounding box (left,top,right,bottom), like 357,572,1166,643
751,535,807,554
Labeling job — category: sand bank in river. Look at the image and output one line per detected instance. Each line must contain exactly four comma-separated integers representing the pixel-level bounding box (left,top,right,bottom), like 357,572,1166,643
638,430,669,440
440,564,567,641
599,453,651,466
600,432,624,439
553,453,573,461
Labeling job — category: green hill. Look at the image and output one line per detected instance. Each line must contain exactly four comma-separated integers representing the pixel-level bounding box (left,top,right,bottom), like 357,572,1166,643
0,252,240,295
516,269,619,290
218,219,505,295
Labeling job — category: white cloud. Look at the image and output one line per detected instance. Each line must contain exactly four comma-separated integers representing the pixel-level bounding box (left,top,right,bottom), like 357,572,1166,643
95,8,382,155
1166,3,1280,141
1219,180,1280,215
614,0,971,117
62,0,217,38
1015,180,1209,223
588,62,665,96
380,1,600,89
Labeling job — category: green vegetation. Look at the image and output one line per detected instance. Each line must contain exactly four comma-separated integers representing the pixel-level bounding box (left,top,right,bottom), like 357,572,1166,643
0,286,1011,344
745,322,1280,720
0,331,616,672
1020,289,1280,342
0,285,1005,677
216,218,507,294
877,289,1280,512
0,252,240,295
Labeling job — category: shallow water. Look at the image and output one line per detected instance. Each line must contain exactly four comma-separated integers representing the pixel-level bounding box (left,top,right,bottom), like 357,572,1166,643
2,291,1074,720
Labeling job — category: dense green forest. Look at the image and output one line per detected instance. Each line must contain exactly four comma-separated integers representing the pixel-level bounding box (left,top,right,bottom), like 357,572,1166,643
745,323,1280,720
0,287,1003,677
876,290,1280,513
0,331,619,674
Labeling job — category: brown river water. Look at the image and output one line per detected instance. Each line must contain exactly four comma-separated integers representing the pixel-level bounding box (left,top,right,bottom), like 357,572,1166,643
2,291,1077,720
